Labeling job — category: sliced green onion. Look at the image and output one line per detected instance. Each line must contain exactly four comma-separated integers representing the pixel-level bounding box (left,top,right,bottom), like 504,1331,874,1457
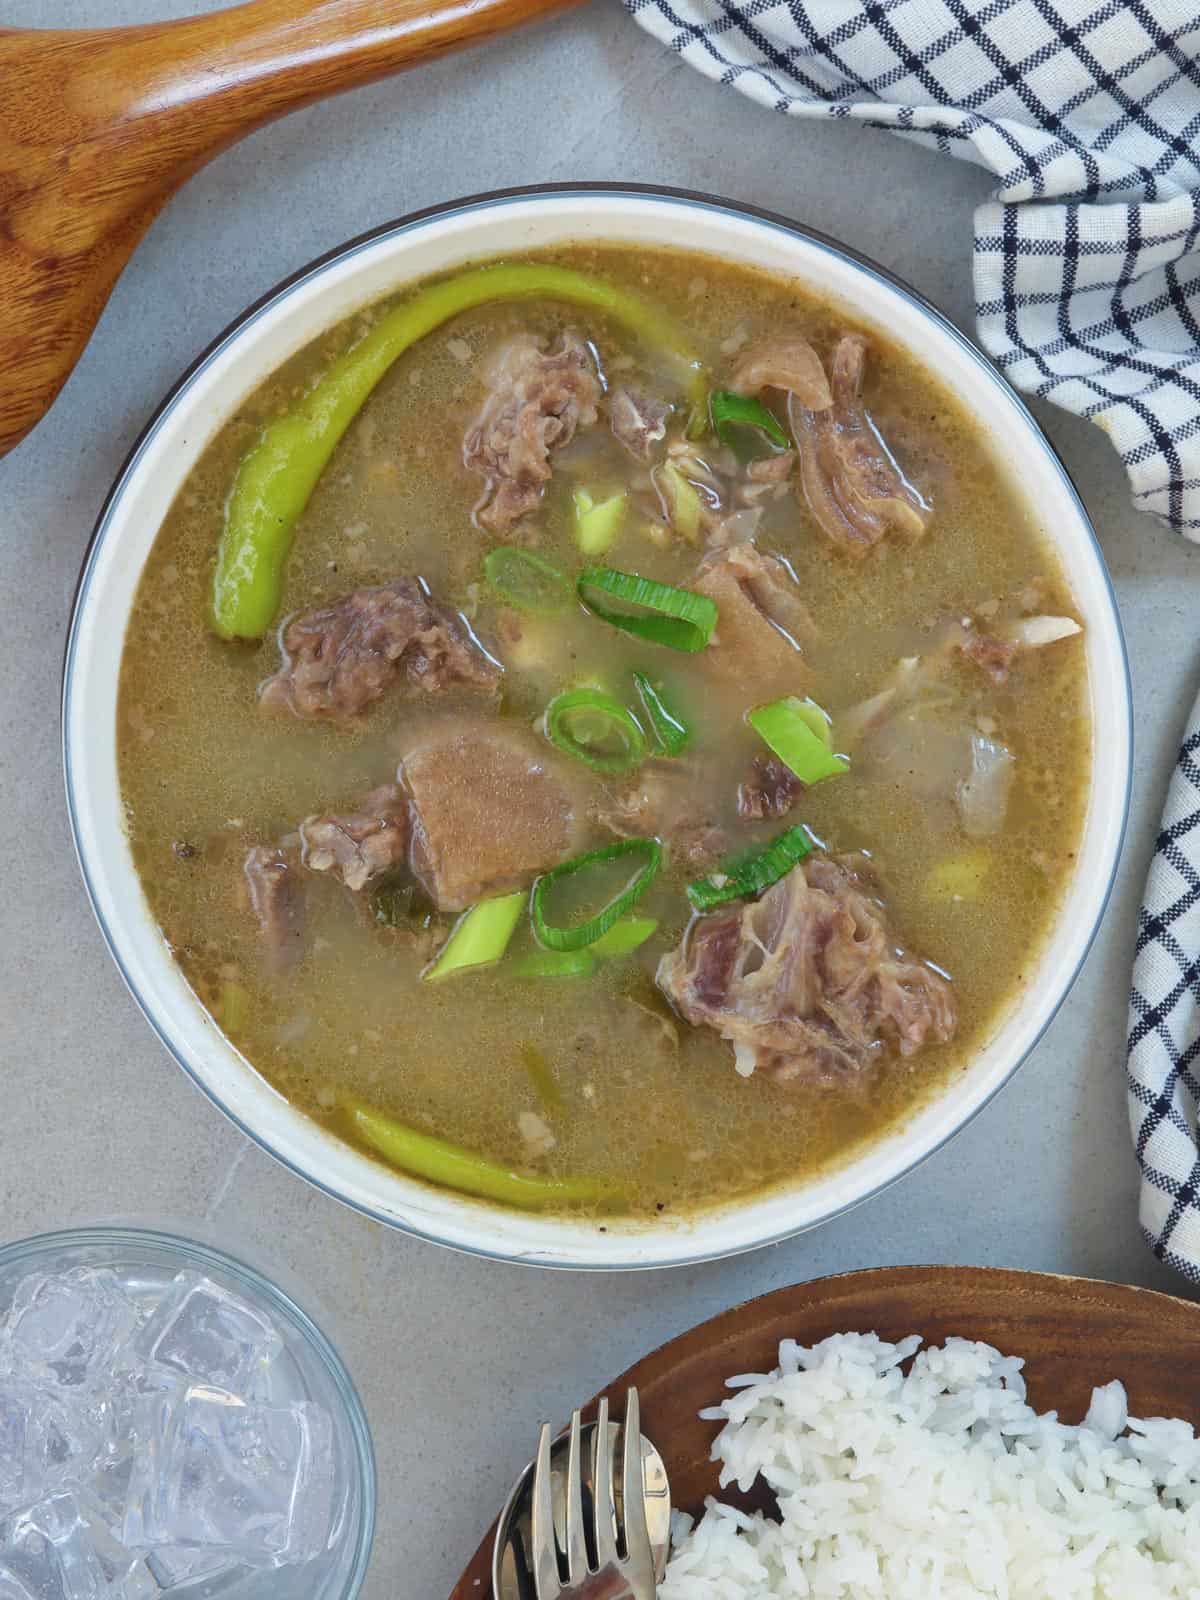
632,671,691,755
709,389,790,460
790,696,835,750
217,980,250,1033
653,461,703,542
544,688,646,776
422,891,525,981
520,1042,563,1111
484,546,573,614
589,916,659,957
532,839,662,951
687,826,814,912
512,950,597,979
573,488,627,556
346,1101,605,1209
749,696,849,785
577,568,718,653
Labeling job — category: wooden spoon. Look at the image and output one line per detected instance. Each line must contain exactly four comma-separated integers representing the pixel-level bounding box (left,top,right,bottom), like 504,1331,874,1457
0,0,584,458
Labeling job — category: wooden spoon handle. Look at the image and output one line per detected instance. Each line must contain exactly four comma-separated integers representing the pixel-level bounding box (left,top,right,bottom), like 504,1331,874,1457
0,0,582,458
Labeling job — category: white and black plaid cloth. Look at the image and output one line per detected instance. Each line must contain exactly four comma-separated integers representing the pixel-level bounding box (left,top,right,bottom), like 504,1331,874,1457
624,0,1200,536
1129,694,1200,1283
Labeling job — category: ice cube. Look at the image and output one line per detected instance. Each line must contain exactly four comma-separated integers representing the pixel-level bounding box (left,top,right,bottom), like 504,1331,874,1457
6,1272,139,1389
124,1388,335,1568
30,1395,107,1495
0,1499,104,1600
109,1564,158,1600
0,1386,31,1514
145,1547,243,1597
27,1494,108,1600
0,1564,36,1600
134,1278,282,1396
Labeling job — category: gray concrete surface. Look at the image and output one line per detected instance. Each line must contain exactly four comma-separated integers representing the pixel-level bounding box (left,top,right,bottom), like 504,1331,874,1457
3,2,1199,1593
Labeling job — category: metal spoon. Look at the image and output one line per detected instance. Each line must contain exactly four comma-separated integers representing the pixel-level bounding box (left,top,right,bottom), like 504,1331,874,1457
492,1416,671,1600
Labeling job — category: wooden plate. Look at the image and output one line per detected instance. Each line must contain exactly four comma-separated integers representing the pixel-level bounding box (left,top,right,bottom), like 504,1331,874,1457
448,1265,1200,1598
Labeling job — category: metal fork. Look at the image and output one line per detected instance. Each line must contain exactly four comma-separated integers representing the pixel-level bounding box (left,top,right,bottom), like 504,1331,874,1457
529,1387,657,1600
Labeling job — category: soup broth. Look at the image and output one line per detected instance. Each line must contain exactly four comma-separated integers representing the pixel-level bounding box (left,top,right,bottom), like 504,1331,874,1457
117,244,1090,1220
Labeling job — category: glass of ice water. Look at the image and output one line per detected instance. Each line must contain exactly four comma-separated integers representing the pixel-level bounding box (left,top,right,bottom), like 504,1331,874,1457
0,1227,375,1600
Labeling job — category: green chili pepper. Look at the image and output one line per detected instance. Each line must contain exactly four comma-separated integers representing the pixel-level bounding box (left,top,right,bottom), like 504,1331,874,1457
346,1101,606,1209
210,263,708,640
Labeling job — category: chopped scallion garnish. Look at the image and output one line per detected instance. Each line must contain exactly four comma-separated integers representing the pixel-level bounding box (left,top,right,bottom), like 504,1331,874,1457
749,696,849,785
484,546,573,614
653,461,703,542
532,839,662,951
422,891,525,981
573,488,627,556
577,568,718,653
632,671,690,755
513,950,597,979
588,916,659,957
686,826,814,911
544,687,647,776
709,389,791,460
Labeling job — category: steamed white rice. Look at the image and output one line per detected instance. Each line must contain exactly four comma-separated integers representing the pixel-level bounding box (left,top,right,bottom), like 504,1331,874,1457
659,1331,1200,1599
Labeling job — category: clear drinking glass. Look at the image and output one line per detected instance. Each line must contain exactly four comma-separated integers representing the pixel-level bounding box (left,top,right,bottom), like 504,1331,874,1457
0,1226,375,1600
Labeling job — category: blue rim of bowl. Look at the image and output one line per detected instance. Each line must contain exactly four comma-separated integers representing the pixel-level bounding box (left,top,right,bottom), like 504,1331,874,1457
61,182,1133,1272
0,1224,376,1598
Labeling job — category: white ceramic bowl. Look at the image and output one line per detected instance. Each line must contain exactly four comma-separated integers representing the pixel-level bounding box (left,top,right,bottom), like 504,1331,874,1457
64,185,1131,1270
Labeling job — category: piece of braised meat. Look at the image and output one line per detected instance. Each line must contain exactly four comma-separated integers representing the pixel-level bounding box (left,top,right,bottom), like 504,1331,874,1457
595,767,727,872
788,334,930,555
299,785,410,893
608,385,670,461
730,337,832,409
693,543,815,695
737,755,803,821
656,856,955,1082
463,331,602,533
402,724,582,911
243,845,305,973
259,578,500,722
959,629,1017,684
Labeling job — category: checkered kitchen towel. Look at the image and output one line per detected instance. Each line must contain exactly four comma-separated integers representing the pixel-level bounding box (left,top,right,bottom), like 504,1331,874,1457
625,0,1200,535
1129,696,1200,1282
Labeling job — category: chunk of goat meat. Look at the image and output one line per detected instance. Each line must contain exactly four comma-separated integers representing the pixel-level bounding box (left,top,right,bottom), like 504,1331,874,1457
464,332,602,532
260,578,500,722
737,755,803,821
656,856,955,1083
609,385,670,461
730,337,833,410
960,629,1017,684
787,334,930,556
595,768,726,872
299,785,410,893
402,725,581,911
243,846,305,972
693,543,815,693
745,450,796,486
